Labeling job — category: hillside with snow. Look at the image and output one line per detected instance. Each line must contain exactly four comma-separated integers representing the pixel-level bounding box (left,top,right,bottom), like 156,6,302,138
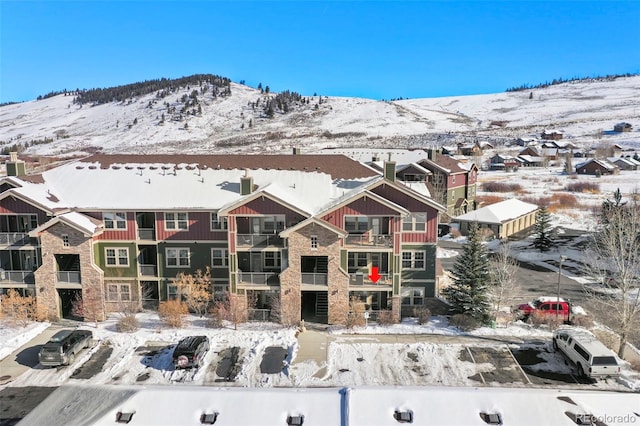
0,75,638,157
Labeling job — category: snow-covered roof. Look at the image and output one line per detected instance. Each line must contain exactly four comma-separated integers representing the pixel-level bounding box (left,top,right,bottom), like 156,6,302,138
575,158,618,171
454,198,539,224
10,157,379,215
29,211,103,237
21,384,638,426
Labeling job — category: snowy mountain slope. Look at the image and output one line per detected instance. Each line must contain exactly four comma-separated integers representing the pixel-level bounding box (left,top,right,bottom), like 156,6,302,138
0,76,638,156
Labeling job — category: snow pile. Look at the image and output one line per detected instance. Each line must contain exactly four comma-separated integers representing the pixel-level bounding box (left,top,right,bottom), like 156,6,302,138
0,321,50,360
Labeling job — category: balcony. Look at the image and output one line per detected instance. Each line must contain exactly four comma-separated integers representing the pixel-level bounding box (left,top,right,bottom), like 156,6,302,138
349,272,392,286
139,264,158,277
237,234,284,248
57,271,81,284
137,228,156,241
237,271,280,286
0,270,35,284
344,234,393,248
0,232,30,247
301,273,328,286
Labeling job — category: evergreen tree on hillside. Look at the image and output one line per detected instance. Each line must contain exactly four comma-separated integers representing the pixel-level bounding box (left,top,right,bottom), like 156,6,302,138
442,223,491,324
532,205,554,252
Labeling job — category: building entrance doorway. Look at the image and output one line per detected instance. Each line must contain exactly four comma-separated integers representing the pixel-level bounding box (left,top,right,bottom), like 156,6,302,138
57,289,82,319
300,291,328,324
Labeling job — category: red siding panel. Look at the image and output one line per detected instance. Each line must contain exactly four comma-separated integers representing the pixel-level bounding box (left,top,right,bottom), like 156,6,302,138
156,211,228,241
97,212,137,241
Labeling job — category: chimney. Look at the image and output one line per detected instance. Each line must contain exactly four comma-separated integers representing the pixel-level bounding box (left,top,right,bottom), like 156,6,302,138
383,153,396,182
427,148,438,160
240,169,253,195
6,152,26,176
292,147,301,155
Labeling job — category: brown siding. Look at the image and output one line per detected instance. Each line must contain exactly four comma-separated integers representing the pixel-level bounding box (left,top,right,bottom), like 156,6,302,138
321,198,400,228
401,215,438,243
0,197,48,222
229,196,305,220
156,211,228,241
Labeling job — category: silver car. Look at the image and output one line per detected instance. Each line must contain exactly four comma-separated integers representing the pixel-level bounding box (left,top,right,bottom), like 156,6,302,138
38,329,93,367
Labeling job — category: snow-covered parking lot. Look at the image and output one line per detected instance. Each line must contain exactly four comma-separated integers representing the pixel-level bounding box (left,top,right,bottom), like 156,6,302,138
1,313,638,391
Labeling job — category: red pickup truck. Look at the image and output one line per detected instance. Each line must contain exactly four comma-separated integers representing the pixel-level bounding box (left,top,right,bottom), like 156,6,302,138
516,296,572,323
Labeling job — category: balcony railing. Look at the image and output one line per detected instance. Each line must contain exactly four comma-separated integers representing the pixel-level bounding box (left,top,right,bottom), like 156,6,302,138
0,232,30,246
344,234,393,247
349,273,392,286
0,270,35,284
301,273,328,285
139,264,158,276
248,309,272,322
237,234,284,248
237,271,280,286
137,228,156,240
57,271,81,284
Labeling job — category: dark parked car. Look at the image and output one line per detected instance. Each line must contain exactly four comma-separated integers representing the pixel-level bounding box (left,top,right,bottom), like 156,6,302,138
172,336,210,369
38,329,93,367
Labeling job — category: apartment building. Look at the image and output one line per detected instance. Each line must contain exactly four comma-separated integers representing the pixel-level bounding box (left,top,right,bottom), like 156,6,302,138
0,152,444,325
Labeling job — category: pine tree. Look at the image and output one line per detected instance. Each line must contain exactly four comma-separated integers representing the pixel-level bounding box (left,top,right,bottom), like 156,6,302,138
442,223,491,324
532,205,554,251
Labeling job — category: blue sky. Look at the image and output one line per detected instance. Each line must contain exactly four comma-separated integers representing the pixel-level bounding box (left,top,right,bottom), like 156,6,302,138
1,1,638,103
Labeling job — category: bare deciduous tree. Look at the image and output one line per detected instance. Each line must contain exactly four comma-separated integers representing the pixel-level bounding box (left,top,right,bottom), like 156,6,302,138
585,191,640,357
488,242,520,323
72,289,103,327
173,267,212,317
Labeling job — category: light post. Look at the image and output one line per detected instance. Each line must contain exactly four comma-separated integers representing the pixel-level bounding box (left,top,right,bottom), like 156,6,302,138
557,255,567,323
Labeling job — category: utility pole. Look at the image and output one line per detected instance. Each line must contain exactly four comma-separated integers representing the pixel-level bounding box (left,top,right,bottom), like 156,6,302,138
556,255,567,322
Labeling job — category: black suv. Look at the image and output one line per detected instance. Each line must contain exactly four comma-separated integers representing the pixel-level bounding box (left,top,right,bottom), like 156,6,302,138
172,336,210,369
38,329,93,367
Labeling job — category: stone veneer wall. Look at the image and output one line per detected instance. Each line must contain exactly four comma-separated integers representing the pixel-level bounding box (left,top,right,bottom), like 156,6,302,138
34,223,105,321
280,224,348,326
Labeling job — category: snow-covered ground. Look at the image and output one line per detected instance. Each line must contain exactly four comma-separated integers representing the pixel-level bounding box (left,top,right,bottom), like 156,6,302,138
0,321,50,361
1,312,638,391
0,75,638,156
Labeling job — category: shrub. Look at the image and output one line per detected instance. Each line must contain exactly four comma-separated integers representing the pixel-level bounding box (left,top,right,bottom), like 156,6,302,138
158,300,188,328
529,311,564,329
450,314,481,331
565,182,600,193
116,315,139,333
377,310,397,326
413,306,432,325
345,297,366,329
570,314,594,328
475,195,506,206
1,289,35,326
481,182,523,192
208,300,229,328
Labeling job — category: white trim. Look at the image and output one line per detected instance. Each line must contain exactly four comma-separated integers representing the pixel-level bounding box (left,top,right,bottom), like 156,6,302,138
103,212,127,230
401,251,426,270
164,212,189,231
211,248,229,268
105,247,130,267
166,247,190,268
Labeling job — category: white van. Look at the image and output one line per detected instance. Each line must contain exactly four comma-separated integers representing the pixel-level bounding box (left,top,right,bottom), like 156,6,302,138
552,326,620,379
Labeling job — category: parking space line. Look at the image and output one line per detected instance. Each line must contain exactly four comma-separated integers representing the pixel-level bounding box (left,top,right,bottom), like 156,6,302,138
465,347,486,385
506,346,533,385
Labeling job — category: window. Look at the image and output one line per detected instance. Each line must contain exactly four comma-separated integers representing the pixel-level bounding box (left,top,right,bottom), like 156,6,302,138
166,248,190,267
210,212,228,230
211,249,228,267
165,212,188,230
310,235,318,249
452,175,456,184
574,344,590,361
104,212,127,230
348,252,368,271
107,283,131,302
345,216,368,233
402,251,425,269
401,287,425,305
263,216,285,233
62,234,70,247
105,248,129,266
264,252,281,268
402,213,426,231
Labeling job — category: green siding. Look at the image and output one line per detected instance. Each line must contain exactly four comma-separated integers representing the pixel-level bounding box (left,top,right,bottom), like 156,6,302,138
94,242,138,278
158,243,218,278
